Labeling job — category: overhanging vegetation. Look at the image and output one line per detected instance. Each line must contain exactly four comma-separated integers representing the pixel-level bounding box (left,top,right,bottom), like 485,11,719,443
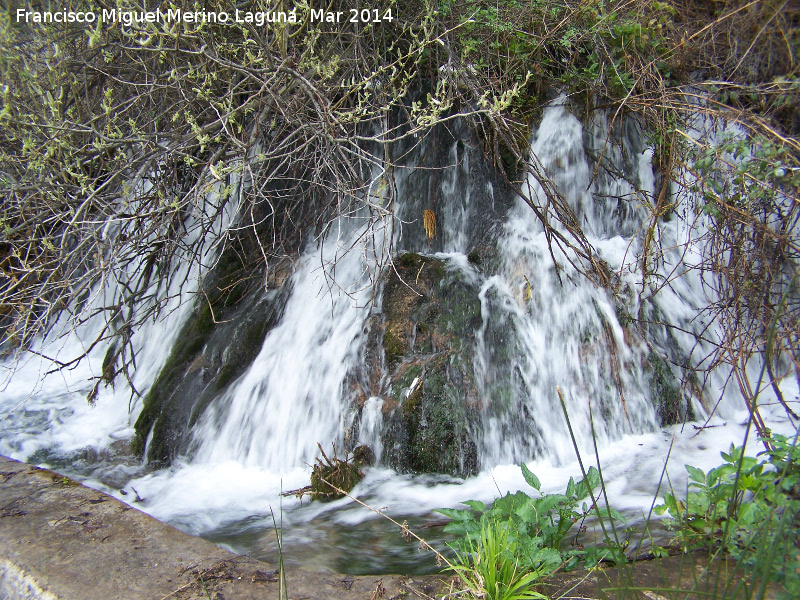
0,0,797,432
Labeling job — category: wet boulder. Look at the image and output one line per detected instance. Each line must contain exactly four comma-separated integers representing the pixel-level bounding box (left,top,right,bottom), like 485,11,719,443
131,249,295,465
377,253,482,477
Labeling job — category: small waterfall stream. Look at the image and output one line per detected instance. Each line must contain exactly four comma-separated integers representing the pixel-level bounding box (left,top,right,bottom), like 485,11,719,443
473,104,658,465
188,220,380,470
1,102,796,574
0,188,240,490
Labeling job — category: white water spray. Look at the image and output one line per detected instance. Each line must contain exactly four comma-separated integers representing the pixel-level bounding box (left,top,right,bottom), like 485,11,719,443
189,216,387,470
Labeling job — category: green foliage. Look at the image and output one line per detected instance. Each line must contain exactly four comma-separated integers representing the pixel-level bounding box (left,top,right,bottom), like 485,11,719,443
448,520,548,600
439,0,674,105
693,132,800,217
0,0,469,358
437,463,627,582
655,435,800,598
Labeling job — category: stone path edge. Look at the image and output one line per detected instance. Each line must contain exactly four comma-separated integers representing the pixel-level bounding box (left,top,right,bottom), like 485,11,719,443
0,455,449,600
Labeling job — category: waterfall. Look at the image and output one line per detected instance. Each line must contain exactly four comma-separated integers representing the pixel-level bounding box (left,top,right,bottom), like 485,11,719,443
398,102,728,469
0,182,235,467
473,104,658,465
1,100,794,575
358,397,385,464
188,214,387,470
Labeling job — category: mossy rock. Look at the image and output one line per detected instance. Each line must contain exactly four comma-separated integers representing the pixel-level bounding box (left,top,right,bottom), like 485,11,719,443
383,356,479,476
383,329,407,369
395,252,427,269
378,254,482,477
132,302,214,459
382,253,481,365
285,445,375,502
645,351,694,425
309,461,364,501
381,253,438,369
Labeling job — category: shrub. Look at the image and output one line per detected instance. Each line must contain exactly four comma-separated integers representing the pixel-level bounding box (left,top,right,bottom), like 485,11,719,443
437,463,627,580
655,434,800,598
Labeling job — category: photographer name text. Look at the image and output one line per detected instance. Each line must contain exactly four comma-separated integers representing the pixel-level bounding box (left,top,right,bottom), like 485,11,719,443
15,8,394,27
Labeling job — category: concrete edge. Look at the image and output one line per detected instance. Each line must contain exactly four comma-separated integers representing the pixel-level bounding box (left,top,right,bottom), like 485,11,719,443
0,455,453,600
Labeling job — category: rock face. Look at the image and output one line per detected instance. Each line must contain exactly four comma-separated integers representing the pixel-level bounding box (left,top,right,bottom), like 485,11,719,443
132,242,294,464
376,253,483,477
645,349,696,426
391,118,512,255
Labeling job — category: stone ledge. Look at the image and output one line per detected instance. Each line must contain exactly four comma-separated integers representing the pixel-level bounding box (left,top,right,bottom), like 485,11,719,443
0,455,444,600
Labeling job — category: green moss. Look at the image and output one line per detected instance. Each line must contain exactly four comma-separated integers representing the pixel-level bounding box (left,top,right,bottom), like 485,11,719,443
129,436,144,457
397,358,477,476
432,282,480,337
101,342,117,384
646,351,694,425
396,252,425,269
215,363,237,391
413,324,433,354
404,380,424,415
383,329,407,368
380,254,481,477
432,261,446,281
132,302,213,458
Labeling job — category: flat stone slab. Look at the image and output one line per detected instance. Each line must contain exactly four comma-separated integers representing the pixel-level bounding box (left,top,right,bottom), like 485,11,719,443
0,455,446,600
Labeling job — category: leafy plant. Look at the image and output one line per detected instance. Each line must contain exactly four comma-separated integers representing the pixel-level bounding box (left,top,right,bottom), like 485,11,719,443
655,434,800,598
437,463,627,579
449,520,548,600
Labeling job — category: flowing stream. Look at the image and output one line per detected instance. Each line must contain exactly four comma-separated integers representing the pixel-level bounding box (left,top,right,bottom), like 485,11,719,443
1,102,797,575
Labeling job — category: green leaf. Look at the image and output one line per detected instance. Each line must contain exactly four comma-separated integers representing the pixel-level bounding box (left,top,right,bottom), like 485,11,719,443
492,492,530,518
435,508,476,522
513,498,541,523
462,500,486,513
532,494,564,518
586,467,601,490
686,464,706,484
521,463,541,491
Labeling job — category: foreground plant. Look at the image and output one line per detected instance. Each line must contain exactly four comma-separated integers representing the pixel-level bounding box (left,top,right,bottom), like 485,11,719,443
655,433,800,598
449,520,547,600
438,463,627,588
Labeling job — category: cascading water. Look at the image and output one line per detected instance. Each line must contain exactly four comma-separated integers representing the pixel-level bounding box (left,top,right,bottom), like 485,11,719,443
189,215,387,470
0,182,238,482
1,101,796,575
472,104,659,465
358,397,385,464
